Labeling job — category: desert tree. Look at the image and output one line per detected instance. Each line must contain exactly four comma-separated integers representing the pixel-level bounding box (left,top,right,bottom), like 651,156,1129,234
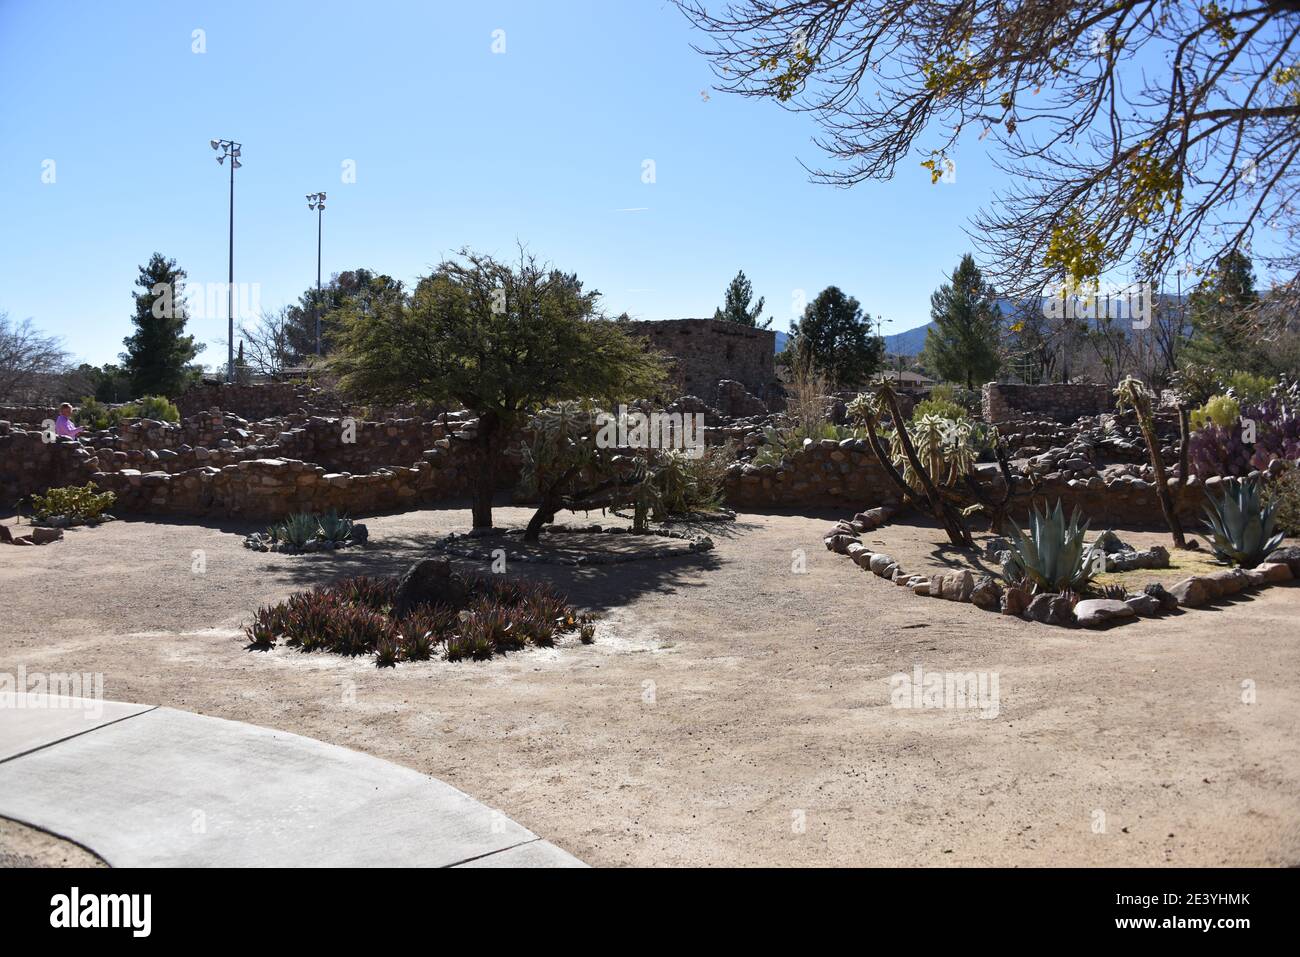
0,312,69,402
676,1,1300,329
331,248,668,529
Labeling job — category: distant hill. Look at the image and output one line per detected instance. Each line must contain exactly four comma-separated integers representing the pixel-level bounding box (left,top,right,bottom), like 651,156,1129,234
880,295,1184,356
774,330,789,353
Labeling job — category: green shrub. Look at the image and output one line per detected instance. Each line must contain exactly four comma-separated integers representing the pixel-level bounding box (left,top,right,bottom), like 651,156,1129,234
911,397,968,423
1223,371,1274,403
1189,394,1241,431
74,397,111,430
28,483,116,524
1263,466,1300,537
110,395,180,424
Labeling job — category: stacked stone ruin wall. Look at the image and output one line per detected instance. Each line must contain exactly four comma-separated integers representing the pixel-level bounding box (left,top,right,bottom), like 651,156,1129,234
982,383,1113,423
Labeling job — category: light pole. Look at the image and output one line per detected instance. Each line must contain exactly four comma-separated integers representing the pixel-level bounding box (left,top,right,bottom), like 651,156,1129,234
210,138,242,382
306,192,327,356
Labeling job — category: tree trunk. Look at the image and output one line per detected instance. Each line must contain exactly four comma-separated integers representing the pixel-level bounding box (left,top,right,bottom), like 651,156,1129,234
523,500,556,542
880,387,974,549
470,417,499,529
1137,409,1185,548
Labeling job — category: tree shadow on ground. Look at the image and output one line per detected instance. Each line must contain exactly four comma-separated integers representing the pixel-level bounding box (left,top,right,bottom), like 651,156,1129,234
116,504,733,615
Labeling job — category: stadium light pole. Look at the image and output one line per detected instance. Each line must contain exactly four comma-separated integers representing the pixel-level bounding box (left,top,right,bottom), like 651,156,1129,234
211,138,242,382
306,192,327,356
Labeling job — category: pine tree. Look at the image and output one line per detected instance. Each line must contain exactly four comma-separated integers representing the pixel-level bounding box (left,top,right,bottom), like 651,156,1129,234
1182,250,1260,372
785,285,883,387
712,270,771,328
921,254,1001,390
120,253,203,397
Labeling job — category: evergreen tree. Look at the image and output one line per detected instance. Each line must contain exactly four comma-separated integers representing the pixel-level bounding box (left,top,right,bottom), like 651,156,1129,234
120,253,203,397
921,254,1001,389
785,285,883,387
712,270,771,328
1182,250,1261,373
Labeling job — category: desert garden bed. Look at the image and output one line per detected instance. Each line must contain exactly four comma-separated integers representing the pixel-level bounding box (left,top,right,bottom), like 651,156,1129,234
825,496,1299,629
244,557,593,665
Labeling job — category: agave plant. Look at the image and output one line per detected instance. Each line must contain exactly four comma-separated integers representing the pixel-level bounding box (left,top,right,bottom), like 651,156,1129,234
273,512,320,548
1001,500,1101,594
317,509,354,544
1202,476,1284,568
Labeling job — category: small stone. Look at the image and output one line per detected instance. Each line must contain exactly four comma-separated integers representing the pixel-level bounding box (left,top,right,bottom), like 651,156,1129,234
970,575,1002,609
1000,586,1029,616
1124,594,1161,616
1143,582,1179,611
1074,598,1136,628
1025,593,1055,623
30,526,63,545
869,553,896,577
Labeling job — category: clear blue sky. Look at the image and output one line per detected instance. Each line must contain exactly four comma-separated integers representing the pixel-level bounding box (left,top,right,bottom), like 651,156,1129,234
0,0,1008,368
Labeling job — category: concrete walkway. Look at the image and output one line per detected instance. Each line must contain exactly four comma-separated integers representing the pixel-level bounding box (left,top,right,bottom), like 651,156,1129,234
0,695,584,867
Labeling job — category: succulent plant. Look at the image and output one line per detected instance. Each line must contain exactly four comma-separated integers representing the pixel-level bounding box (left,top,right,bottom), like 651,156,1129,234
1001,500,1101,594
317,509,354,544
373,636,400,668
274,512,320,549
1202,476,1284,568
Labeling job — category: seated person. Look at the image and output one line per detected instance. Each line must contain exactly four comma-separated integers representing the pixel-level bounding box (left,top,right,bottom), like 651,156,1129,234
54,403,85,439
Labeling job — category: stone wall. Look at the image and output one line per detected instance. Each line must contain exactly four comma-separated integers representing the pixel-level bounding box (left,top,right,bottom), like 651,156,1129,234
0,425,99,505
176,381,346,419
724,437,899,508
982,382,1112,423
89,453,475,521
625,318,778,407
0,407,58,427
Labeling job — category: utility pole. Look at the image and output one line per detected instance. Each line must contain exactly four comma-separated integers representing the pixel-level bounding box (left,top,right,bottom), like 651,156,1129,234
211,139,242,382
307,192,327,356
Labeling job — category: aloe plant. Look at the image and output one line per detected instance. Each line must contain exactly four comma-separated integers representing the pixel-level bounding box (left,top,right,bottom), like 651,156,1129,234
1202,476,1284,568
1002,500,1100,593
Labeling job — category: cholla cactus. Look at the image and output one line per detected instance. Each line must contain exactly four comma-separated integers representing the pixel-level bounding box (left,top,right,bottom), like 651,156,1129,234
888,414,978,490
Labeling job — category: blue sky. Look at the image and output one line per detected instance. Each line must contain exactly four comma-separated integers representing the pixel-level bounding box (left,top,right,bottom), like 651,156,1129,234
0,0,1008,367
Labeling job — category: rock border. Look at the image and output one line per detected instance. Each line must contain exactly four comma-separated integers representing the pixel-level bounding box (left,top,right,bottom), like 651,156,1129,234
825,512,1298,628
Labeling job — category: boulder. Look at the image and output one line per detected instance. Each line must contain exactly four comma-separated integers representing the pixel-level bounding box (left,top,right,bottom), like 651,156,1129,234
1204,568,1249,598
30,527,63,545
1264,545,1300,578
1074,598,1136,628
1169,576,1212,608
391,558,467,619
1253,561,1293,584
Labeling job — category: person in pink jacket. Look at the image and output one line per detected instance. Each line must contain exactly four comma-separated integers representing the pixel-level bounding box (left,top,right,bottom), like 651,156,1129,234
54,403,84,439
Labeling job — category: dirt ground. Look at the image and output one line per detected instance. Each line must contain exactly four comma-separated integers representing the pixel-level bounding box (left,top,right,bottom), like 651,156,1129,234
0,817,106,868
1,503,1297,867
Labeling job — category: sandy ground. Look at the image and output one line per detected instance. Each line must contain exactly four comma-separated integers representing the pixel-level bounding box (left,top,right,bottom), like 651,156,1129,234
1,503,1297,867
0,817,106,868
